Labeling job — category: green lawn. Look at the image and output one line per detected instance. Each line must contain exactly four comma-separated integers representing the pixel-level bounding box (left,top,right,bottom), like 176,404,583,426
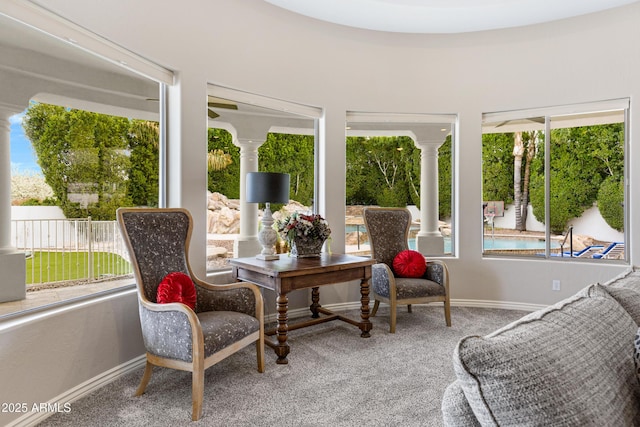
26,251,132,284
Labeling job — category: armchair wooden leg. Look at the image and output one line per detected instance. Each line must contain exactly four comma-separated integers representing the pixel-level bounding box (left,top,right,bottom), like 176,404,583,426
256,337,265,373
390,303,397,333
192,368,204,421
444,299,451,327
371,300,380,317
135,360,154,396
407,304,412,313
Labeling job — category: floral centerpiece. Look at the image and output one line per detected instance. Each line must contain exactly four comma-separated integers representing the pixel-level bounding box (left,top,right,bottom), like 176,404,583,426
276,212,331,257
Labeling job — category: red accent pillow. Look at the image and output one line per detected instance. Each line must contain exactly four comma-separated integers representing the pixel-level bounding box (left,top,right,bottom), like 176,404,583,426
157,272,197,310
392,250,427,278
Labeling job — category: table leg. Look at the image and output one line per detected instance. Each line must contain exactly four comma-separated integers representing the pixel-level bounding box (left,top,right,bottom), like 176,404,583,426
310,286,320,318
275,292,290,364
359,277,372,338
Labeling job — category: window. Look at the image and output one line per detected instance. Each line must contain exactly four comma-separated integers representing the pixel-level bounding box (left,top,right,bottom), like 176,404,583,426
345,112,457,257
482,100,628,261
2,12,168,317
205,85,321,270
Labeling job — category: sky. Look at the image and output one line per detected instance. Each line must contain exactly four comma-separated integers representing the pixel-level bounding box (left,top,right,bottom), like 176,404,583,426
10,111,42,175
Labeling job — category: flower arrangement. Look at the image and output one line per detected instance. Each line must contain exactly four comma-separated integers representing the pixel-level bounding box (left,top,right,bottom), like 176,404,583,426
276,212,331,252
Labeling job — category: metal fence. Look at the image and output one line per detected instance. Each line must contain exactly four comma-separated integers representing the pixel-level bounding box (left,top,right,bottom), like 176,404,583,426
10,218,132,285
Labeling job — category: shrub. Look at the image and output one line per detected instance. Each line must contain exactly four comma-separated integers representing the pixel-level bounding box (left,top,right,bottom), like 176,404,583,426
597,176,624,231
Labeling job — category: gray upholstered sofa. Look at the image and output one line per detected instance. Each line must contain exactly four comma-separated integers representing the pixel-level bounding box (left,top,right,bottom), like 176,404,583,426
442,270,640,426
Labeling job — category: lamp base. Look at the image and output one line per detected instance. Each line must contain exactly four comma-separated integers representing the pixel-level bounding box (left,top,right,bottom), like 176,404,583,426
256,202,279,261
256,253,280,261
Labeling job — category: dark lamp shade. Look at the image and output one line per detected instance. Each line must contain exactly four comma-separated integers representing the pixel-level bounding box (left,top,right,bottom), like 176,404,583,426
246,172,290,203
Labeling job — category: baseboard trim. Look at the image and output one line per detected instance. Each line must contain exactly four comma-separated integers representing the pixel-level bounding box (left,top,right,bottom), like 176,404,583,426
451,299,545,312
8,354,146,427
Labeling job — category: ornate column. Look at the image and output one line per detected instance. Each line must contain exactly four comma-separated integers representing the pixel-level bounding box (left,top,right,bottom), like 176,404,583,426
233,137,265,257
0,108,26,302
415,141,445,255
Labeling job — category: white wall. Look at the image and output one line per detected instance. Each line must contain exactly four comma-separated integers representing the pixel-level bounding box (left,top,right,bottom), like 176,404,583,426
492,204,625,243
0,290,144,426
2,1,639,422
11,206,64,220
571,205,625,243
39,0,635,303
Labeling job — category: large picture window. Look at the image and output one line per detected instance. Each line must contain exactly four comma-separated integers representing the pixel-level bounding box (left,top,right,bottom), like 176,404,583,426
205,85,321,270
482,100,628,261
345,112,456,257
2,13,167,317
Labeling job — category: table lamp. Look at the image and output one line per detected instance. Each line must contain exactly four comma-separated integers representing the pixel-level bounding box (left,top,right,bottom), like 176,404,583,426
246,172,290,260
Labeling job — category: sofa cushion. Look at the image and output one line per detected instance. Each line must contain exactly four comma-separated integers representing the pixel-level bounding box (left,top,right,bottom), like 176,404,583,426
603,286,640,326
635,328,640,383
441,382,481,427
453,283,640,426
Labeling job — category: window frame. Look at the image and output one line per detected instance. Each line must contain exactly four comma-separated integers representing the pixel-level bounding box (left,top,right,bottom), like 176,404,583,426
345,111,458,257
205,84,322,272
481,99,629,262
1,8,171,318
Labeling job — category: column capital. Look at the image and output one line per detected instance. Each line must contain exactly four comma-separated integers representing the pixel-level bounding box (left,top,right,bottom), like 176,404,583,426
414,137,449,152
235,137,266,149
0,105,23,121
0,116,9,133
414,140,441,151
0,104,21,119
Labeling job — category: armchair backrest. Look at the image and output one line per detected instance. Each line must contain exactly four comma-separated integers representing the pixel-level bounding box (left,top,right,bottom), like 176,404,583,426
363,207,411,267
117,208,192,303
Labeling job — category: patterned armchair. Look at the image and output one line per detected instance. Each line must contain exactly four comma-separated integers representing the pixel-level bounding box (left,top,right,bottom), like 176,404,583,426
117,208,264,421
363,207,451,333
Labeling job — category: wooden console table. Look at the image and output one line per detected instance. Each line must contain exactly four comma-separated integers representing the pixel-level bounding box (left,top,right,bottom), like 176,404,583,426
230,253,375,364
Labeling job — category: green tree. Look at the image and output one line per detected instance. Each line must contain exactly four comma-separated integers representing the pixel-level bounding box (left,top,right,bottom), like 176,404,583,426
437,136,452,218
127,120,159,207
259,133,315,206
530,124,622,233
346,136,381,205
518,131,538,230
206,130,315,205
482,132,515,204
23,103,131,220
207,128,240,198
346,135,450,215
597,175,624,231
207,149,233,171
361,137,412,207
512,131,538,231
589,123,625,178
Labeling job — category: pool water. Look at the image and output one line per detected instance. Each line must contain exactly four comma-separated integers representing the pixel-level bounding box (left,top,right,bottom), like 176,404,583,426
346,225,558,251
408,238,557,252
481,238,557,250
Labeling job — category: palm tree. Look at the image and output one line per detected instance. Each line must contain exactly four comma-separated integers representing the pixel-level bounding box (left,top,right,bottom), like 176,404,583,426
207,149,232,171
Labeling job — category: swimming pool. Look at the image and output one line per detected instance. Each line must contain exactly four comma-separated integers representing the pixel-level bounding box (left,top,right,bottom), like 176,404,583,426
347,226,558,251
416,238,559,252
481,237,558,250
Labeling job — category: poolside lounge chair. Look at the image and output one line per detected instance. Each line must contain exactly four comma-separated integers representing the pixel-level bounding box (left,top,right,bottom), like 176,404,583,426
572,245,604,258
592,242,625,260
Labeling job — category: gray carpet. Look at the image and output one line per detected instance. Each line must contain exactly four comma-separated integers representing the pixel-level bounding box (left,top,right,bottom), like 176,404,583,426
38,306,527,426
